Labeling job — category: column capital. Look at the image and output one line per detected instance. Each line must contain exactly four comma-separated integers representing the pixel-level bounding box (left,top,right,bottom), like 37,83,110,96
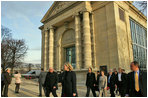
80,9,91,14
45,28,49,31
49,26,56,29
72,12,80,19
73,12,80,17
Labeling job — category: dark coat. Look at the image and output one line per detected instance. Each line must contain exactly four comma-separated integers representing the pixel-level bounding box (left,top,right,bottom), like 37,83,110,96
4,72,11,85
115,73,127,88
96,74,101,85
61,71,77,97
58,72,64,83
107,74,116,90
44,72,58,90
1,72,5,81
126,70,147,97
86,72,96,87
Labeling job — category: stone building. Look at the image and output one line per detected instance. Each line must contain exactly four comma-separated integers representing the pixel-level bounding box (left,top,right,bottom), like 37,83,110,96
39,1,147,82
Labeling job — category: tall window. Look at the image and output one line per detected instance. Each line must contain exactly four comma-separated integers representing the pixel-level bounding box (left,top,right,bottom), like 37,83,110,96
130,18,147,71
65,46,76,69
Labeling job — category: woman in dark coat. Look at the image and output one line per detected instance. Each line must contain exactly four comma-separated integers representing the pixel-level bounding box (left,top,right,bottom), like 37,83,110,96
61,62,78,97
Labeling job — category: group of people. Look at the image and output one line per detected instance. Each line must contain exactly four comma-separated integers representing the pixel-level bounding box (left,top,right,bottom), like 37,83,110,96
1,68,21,97
1,61,147,97
38,62,77,97
85,67,126,97
38,61,147,97
85,61,147,97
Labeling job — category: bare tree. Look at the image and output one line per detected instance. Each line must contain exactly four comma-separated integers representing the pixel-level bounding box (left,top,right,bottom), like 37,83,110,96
1,25,12,41
1,38,28,73
1,39,11,70
134,1,147,14
1,26,12,71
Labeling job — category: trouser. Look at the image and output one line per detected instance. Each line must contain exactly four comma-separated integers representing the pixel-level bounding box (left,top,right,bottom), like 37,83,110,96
46,88,58,97
1,81,4,96
99,88,107,97
3,84,9,97
15,83,20,93
118,82,126,97
39,83,46,96
110,88,115,97
86,86,96,97
115,86,119,95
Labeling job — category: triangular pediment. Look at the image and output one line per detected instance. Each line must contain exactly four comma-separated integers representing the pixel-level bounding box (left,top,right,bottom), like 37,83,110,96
41,1,77,23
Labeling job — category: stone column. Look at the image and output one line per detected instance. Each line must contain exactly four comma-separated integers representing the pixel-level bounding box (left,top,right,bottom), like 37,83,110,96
57,43,62,70
83,11,92,68
48,26,54,68
90,12,96,68
44,29,49,71
41,30,45,70
75,13,82,69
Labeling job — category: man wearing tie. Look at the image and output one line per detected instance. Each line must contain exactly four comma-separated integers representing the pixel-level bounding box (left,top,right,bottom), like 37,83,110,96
126,61,147,97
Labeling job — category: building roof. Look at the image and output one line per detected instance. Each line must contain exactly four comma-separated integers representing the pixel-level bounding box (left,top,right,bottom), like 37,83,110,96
40,1,147,24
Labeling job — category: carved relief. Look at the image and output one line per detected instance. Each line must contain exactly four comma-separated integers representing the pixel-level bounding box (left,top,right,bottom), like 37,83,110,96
48,1,77,18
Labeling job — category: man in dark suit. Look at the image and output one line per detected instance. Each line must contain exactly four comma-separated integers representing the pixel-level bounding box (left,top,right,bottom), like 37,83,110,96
3,68,12,97
107,69,116,97
44,67,58,97
114,71,119,95
112,68,117,76
116,68,127,97
85,67,96,97
96,71,101,91
126,61,147,97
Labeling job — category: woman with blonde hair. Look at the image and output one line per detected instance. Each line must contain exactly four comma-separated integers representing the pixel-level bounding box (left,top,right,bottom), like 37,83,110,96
99,70,107,97
61,62,78,97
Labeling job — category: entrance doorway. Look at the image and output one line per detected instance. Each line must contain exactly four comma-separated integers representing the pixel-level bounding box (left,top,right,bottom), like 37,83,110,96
65,46,76,69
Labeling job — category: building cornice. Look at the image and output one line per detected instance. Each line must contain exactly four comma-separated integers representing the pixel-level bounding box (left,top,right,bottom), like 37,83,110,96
39,25,44,30
125,1,147,21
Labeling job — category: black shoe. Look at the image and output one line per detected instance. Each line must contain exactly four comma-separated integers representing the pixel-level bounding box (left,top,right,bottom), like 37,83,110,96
38,95,42,97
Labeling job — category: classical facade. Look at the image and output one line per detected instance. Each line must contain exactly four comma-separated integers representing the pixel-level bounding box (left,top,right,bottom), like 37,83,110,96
39,1,147,78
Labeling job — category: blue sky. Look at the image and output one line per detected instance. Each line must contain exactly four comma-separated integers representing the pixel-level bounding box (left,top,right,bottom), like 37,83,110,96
1,1,146,64
1,1,53,64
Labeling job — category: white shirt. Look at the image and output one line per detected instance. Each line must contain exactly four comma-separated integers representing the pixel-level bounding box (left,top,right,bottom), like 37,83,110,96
118,73,122,81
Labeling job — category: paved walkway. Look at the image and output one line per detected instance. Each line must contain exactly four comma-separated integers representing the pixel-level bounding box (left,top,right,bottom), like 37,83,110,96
7,78,117,97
